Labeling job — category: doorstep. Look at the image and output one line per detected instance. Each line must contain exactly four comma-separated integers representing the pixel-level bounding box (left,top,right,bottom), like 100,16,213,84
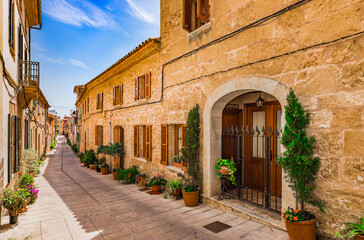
202,195,286,231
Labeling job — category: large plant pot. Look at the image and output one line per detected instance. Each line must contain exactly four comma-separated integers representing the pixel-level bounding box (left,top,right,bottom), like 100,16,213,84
182,190,200,207
219,166,229,175
10,215,18,224
151,185,162,194
89,164,96,170
112,172,118,180
101,167,109,175
172,188,181,197
285,217,316,240
355,235,364,240
137,177,147,187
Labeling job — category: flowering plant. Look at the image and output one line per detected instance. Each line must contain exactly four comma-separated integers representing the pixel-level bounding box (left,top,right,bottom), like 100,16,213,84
135,173,147,182
282,207,314,222
1,188,29,216
22,185,39,204
147,174,167,186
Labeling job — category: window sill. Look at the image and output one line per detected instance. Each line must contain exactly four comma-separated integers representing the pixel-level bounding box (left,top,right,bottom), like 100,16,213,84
135,157,147,164
166,166,185,174
187,21,212,42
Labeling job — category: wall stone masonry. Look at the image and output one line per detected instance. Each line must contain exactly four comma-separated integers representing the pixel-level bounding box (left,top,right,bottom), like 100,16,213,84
75,0,364,238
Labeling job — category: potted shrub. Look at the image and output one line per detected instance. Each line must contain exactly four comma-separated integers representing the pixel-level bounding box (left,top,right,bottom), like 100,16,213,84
1,188,29,224
97,142,125,174
77,152,85,163
95,160,102,172
112,168,120,180
215,158,237,186
18,174,34,188
147,174,167,194
83,149,96,168
276,90,322,240
179,104,201,207
118,166,139,184
21,149,40,176
135,173,148,187
335,212,364,240
100,157,109,175
166,179,182,198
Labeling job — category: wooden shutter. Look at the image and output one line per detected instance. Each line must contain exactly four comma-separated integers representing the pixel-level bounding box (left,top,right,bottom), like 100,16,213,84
119,84,123,105
182,0,192,32
146,126,152,161
113,87,116,106
197,0,209,22
161,125,168,165
8,114,12,183
87,98,89,113
100,126,103,145
145,71,151,99
182,125,187,167
96,94,99,109
15,116,20,172
135,77,139,100
95,126,98,145
101,93,103,109
134,126,139,157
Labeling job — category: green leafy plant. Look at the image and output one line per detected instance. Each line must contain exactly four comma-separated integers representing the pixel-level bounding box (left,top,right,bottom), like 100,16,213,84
117,166,139,184
147,174,167,186
215,158,237,186
165,179,182,198
97,142,124,169
282,207,314,223
21,149,40,175
1,188,29,216
83,149,97,164
18,174,34,188
180,104,201,192
276,89,322,214
22,185,39,205
173,155,181,164
335,212,364,239
77,152,85,162
99,156,108,168
71,144,78,153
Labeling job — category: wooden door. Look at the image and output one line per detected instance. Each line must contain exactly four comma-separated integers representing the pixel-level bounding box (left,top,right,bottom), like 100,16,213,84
222,108,242,162
244,101,282,197
114,126,124,169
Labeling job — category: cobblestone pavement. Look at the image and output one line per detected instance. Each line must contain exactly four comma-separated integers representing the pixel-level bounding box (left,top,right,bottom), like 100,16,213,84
0,136,289,240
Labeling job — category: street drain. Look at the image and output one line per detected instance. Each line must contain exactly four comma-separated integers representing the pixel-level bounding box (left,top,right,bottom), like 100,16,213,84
203,221,232,233
138,188,149,192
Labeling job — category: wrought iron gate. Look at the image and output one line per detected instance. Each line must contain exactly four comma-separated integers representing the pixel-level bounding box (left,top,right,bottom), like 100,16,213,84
221,125,282,213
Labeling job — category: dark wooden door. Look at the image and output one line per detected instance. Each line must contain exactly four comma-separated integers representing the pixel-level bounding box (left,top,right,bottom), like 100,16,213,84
244,101,282,197
114,126,124,169
222,108,242,163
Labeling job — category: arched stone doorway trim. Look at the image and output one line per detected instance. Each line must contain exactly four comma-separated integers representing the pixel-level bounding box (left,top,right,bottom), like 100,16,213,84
202,76,290,198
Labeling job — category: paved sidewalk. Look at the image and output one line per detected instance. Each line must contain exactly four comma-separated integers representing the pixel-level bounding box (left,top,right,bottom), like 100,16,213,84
0,136,289,240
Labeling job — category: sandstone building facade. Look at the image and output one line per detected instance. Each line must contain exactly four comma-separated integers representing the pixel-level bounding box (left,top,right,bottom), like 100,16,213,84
74,0,364,237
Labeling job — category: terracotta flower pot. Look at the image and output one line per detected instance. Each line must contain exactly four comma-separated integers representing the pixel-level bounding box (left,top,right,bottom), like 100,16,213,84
113,172,118,180
285,217,316,240
138,177,147,187
219,166,229,175
355,235,364,240
82,162,87,167
182,190,200,207
89,164,95,170
101,167,109,175
10,215,18,224
151,185,162,194
172,188,181,197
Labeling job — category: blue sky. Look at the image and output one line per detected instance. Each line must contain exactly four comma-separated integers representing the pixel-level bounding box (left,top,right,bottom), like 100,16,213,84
32,0,160,117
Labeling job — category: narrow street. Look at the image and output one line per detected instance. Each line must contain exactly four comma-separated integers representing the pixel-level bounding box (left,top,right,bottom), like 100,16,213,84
1,136,289,240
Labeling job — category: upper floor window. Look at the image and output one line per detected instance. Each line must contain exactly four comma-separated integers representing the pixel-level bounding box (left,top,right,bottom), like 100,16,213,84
87,97,89,113
96,93,103,110
113,84,123,106
135,72,151,100
9,0,15,51
182,0,209,32
95,125,103,146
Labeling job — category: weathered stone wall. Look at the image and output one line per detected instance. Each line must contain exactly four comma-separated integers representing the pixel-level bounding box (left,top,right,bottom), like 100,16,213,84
76,0,364,238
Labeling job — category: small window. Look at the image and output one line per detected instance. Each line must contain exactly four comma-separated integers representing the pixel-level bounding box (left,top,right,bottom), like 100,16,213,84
135,72,151,100
182,0,209,32
134,125,152,161
113,84,123,106
87,97,89,113
8,0,15,51
96,93,103,110
95,125,103,146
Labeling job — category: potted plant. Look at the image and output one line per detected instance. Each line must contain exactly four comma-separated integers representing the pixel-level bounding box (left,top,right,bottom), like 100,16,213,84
276,90,322,240
95,160,102,172
147,174,167,194
166,179,182,198
83,149,96,168
1,188,29,224
112,168,120,180
173,155,182,168
97,142,125,173
215,158,237,186
179,104,201,207
135,173,148,187
117,166,140,184
77,152,85,163
335,212,364,240
99,157,109,175
21,149,40,176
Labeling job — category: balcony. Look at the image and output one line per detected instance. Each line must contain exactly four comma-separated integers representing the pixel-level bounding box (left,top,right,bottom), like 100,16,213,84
19,60,39,86
17,60,40,109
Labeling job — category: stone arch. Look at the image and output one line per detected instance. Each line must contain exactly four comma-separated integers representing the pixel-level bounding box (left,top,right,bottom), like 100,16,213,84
202,76,290,197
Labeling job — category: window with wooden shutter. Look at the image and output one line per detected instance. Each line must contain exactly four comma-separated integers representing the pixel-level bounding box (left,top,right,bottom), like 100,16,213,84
113,85,122,105
134,125,138,157
113,87,116,106
100,126,103,145
182,0,192,32
145,72,151,99
119,84,123,105
96,94,99,110
146,125,152,161
9,0,15,50
182,0,209,32
87,98,89,113
8,114,12,183
197,0,209,22
161,125,168,165
100,93,103,109
15,116,20,172
135,77,139,100
95,125,98,145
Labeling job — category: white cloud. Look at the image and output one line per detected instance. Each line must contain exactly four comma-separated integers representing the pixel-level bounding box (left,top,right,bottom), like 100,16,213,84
70,59,89,69
125,0,159,24
43,0,117,29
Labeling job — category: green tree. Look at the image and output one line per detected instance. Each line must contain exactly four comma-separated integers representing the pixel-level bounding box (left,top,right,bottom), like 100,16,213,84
276,90,321,211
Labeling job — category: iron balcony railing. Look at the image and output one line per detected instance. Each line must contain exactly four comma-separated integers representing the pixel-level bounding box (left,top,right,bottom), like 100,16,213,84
19,60,39,86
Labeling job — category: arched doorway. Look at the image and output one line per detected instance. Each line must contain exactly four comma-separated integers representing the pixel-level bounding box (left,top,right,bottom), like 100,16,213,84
113,126,124,169
203,77,291,213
